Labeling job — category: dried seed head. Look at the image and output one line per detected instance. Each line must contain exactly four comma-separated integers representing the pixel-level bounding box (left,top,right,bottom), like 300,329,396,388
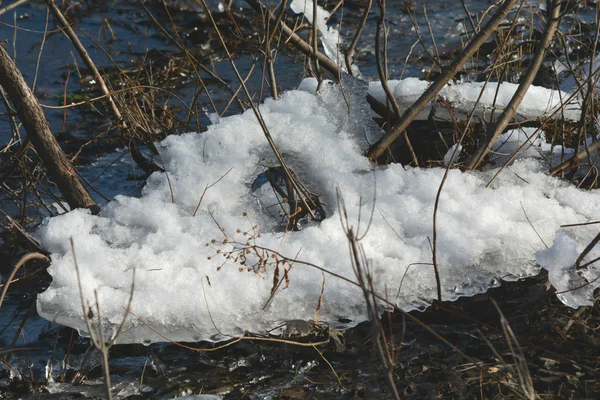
242,211,248,217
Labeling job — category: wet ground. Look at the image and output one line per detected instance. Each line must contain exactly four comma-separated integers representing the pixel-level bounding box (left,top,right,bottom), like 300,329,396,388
1,0,600,398
2,240,599,399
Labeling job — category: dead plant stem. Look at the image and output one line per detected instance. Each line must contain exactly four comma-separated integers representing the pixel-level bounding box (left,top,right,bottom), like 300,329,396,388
46,0,123,127
197,0,317,220
467,0,562,169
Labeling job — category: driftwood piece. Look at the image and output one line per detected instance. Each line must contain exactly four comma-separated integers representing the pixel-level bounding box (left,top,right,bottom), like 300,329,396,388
0,44,97,212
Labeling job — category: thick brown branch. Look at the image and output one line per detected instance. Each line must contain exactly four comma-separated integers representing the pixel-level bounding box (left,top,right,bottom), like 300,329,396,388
0,44,96,211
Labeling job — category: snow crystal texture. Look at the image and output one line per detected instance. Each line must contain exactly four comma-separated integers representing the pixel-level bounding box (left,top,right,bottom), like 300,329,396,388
36,81,600,344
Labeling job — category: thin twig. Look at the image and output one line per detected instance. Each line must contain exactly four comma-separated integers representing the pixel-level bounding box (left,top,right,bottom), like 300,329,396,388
466,0,562,169
375,0,418,164
345,0,372,74
0,0,29,17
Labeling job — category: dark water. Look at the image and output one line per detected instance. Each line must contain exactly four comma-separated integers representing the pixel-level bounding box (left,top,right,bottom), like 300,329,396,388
1,1,598,398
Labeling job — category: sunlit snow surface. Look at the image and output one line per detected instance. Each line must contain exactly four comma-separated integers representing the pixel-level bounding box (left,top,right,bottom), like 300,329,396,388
37,80,600,344
368,78,581,122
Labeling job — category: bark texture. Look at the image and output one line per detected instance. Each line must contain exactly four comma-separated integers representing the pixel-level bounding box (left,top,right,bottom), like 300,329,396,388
0,44,97,212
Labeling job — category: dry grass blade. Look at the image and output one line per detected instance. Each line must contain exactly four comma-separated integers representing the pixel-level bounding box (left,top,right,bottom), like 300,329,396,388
311,343,343,387
467,0,562,170
197,0,319,223
0,252,50,308
492,299,535,399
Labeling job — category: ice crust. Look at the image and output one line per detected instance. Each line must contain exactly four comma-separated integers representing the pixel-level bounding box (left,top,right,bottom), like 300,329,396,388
368,78,581,122
36,79,600,344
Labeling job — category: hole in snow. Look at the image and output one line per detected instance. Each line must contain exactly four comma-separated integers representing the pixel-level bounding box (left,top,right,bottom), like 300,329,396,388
251,166,326,231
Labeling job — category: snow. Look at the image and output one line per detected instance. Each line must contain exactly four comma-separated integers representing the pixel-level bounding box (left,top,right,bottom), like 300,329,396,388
368,78,581,122
36,78,600,345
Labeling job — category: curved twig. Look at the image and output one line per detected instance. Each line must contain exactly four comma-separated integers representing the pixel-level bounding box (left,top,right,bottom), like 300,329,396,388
0,252,50,308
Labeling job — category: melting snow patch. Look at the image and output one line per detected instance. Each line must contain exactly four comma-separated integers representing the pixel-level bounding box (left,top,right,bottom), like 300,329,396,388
368,78,581,122
36,80,600,344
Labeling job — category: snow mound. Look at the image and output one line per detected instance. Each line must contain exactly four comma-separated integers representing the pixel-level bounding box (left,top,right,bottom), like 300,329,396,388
36,80,600,344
